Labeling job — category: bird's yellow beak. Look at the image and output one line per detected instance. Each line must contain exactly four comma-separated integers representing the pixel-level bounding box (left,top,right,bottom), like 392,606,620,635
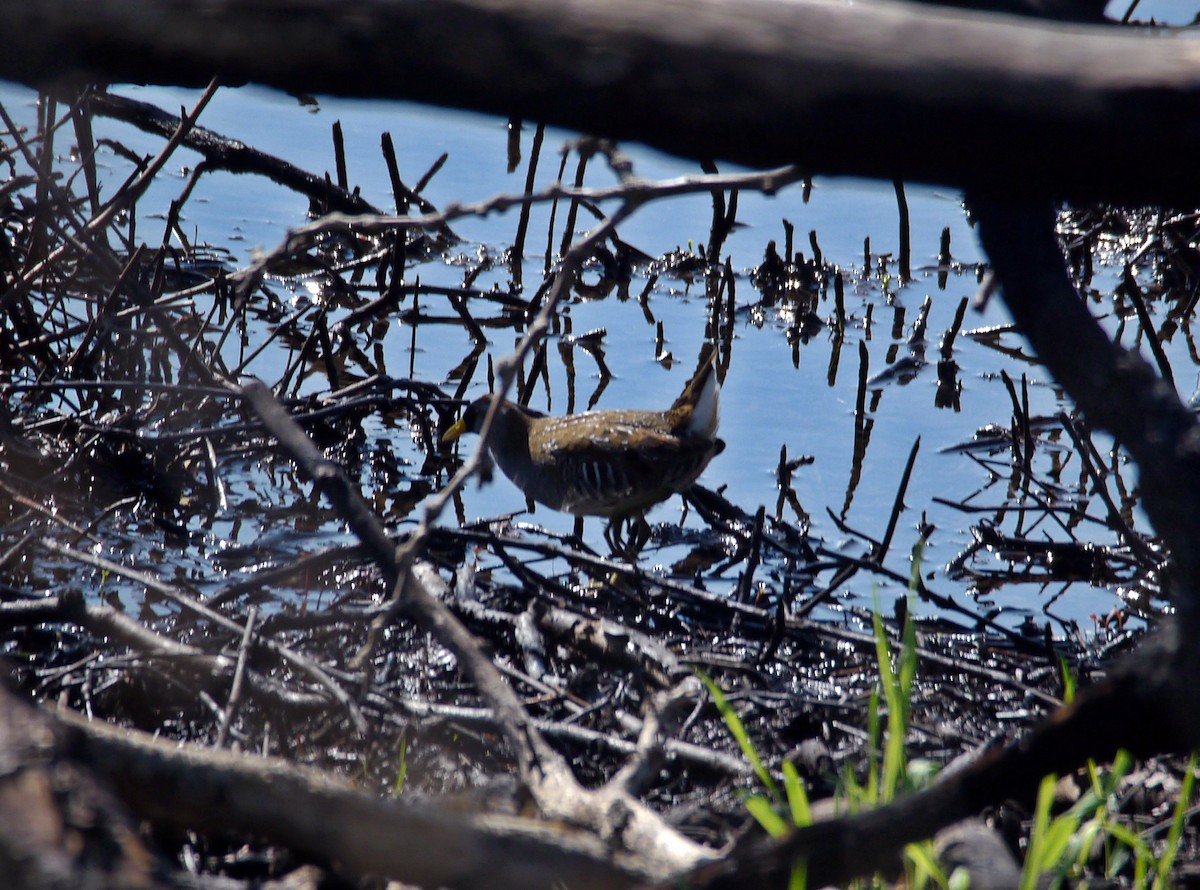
442,417,469,445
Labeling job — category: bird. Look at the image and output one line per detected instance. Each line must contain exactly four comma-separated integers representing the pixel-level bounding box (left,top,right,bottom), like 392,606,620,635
442,346,724,551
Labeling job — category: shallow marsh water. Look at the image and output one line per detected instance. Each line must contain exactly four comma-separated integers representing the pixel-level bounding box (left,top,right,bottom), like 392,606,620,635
0,80,1174,635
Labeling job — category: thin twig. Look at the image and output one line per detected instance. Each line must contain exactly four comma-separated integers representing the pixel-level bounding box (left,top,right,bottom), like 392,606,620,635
39,538,368,733
216,605,258,748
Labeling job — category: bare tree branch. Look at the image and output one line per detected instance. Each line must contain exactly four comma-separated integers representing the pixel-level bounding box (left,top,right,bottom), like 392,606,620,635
2,0,1200,204
52,704,641,890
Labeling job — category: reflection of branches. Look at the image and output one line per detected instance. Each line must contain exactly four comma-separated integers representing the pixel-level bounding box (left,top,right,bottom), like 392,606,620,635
231,165,803,300
937,391,1164,622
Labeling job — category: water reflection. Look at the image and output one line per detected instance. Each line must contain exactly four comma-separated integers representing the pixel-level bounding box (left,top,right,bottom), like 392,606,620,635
0,80,1173,634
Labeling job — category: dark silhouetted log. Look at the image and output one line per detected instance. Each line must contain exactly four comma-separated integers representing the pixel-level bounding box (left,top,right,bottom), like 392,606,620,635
1,0,1199,205
54,706,641,889
0,684,165,890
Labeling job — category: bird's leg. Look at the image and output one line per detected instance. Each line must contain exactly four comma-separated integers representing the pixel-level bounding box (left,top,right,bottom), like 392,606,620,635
603,513,651,560
571,515,585,547
603,517,623,554
629,513,652,554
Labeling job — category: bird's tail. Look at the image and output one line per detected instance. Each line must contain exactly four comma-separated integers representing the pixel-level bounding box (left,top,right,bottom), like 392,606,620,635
671,343,720,438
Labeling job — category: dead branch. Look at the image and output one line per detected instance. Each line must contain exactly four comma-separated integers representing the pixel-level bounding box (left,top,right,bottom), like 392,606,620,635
87,91,381,217
50,703,640,890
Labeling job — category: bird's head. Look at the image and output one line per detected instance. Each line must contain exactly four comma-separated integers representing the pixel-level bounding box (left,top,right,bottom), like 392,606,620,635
441,396,493,445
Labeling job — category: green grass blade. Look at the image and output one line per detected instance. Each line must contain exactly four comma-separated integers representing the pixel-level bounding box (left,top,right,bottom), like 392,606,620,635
1021,773,1058,890
782,760,813,827
872,605,897,716
746,794,789,838
393,734,409,795
873,593,916,802
1151,752,1197,890
1058,654,1077,704
700,672,779,799
866,686,881,805
1039,813,1080,873
905,841,949,889
1105,822,1150,878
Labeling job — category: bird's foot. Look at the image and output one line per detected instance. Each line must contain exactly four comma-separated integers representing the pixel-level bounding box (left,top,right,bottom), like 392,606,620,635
604,514,652,561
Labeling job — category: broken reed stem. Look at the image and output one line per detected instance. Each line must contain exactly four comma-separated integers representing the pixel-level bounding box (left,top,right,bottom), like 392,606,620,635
876,437,920,563
511,121,545,283
893,179,911,284
332,119,348,191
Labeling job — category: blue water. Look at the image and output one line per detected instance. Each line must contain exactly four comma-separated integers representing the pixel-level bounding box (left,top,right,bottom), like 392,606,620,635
0,79,1160,631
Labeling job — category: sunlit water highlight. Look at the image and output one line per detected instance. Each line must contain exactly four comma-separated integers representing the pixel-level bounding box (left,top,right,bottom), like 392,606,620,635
0,79,1169,634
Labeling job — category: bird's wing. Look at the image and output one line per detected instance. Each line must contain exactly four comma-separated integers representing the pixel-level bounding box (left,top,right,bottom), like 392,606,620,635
545,424,713,513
